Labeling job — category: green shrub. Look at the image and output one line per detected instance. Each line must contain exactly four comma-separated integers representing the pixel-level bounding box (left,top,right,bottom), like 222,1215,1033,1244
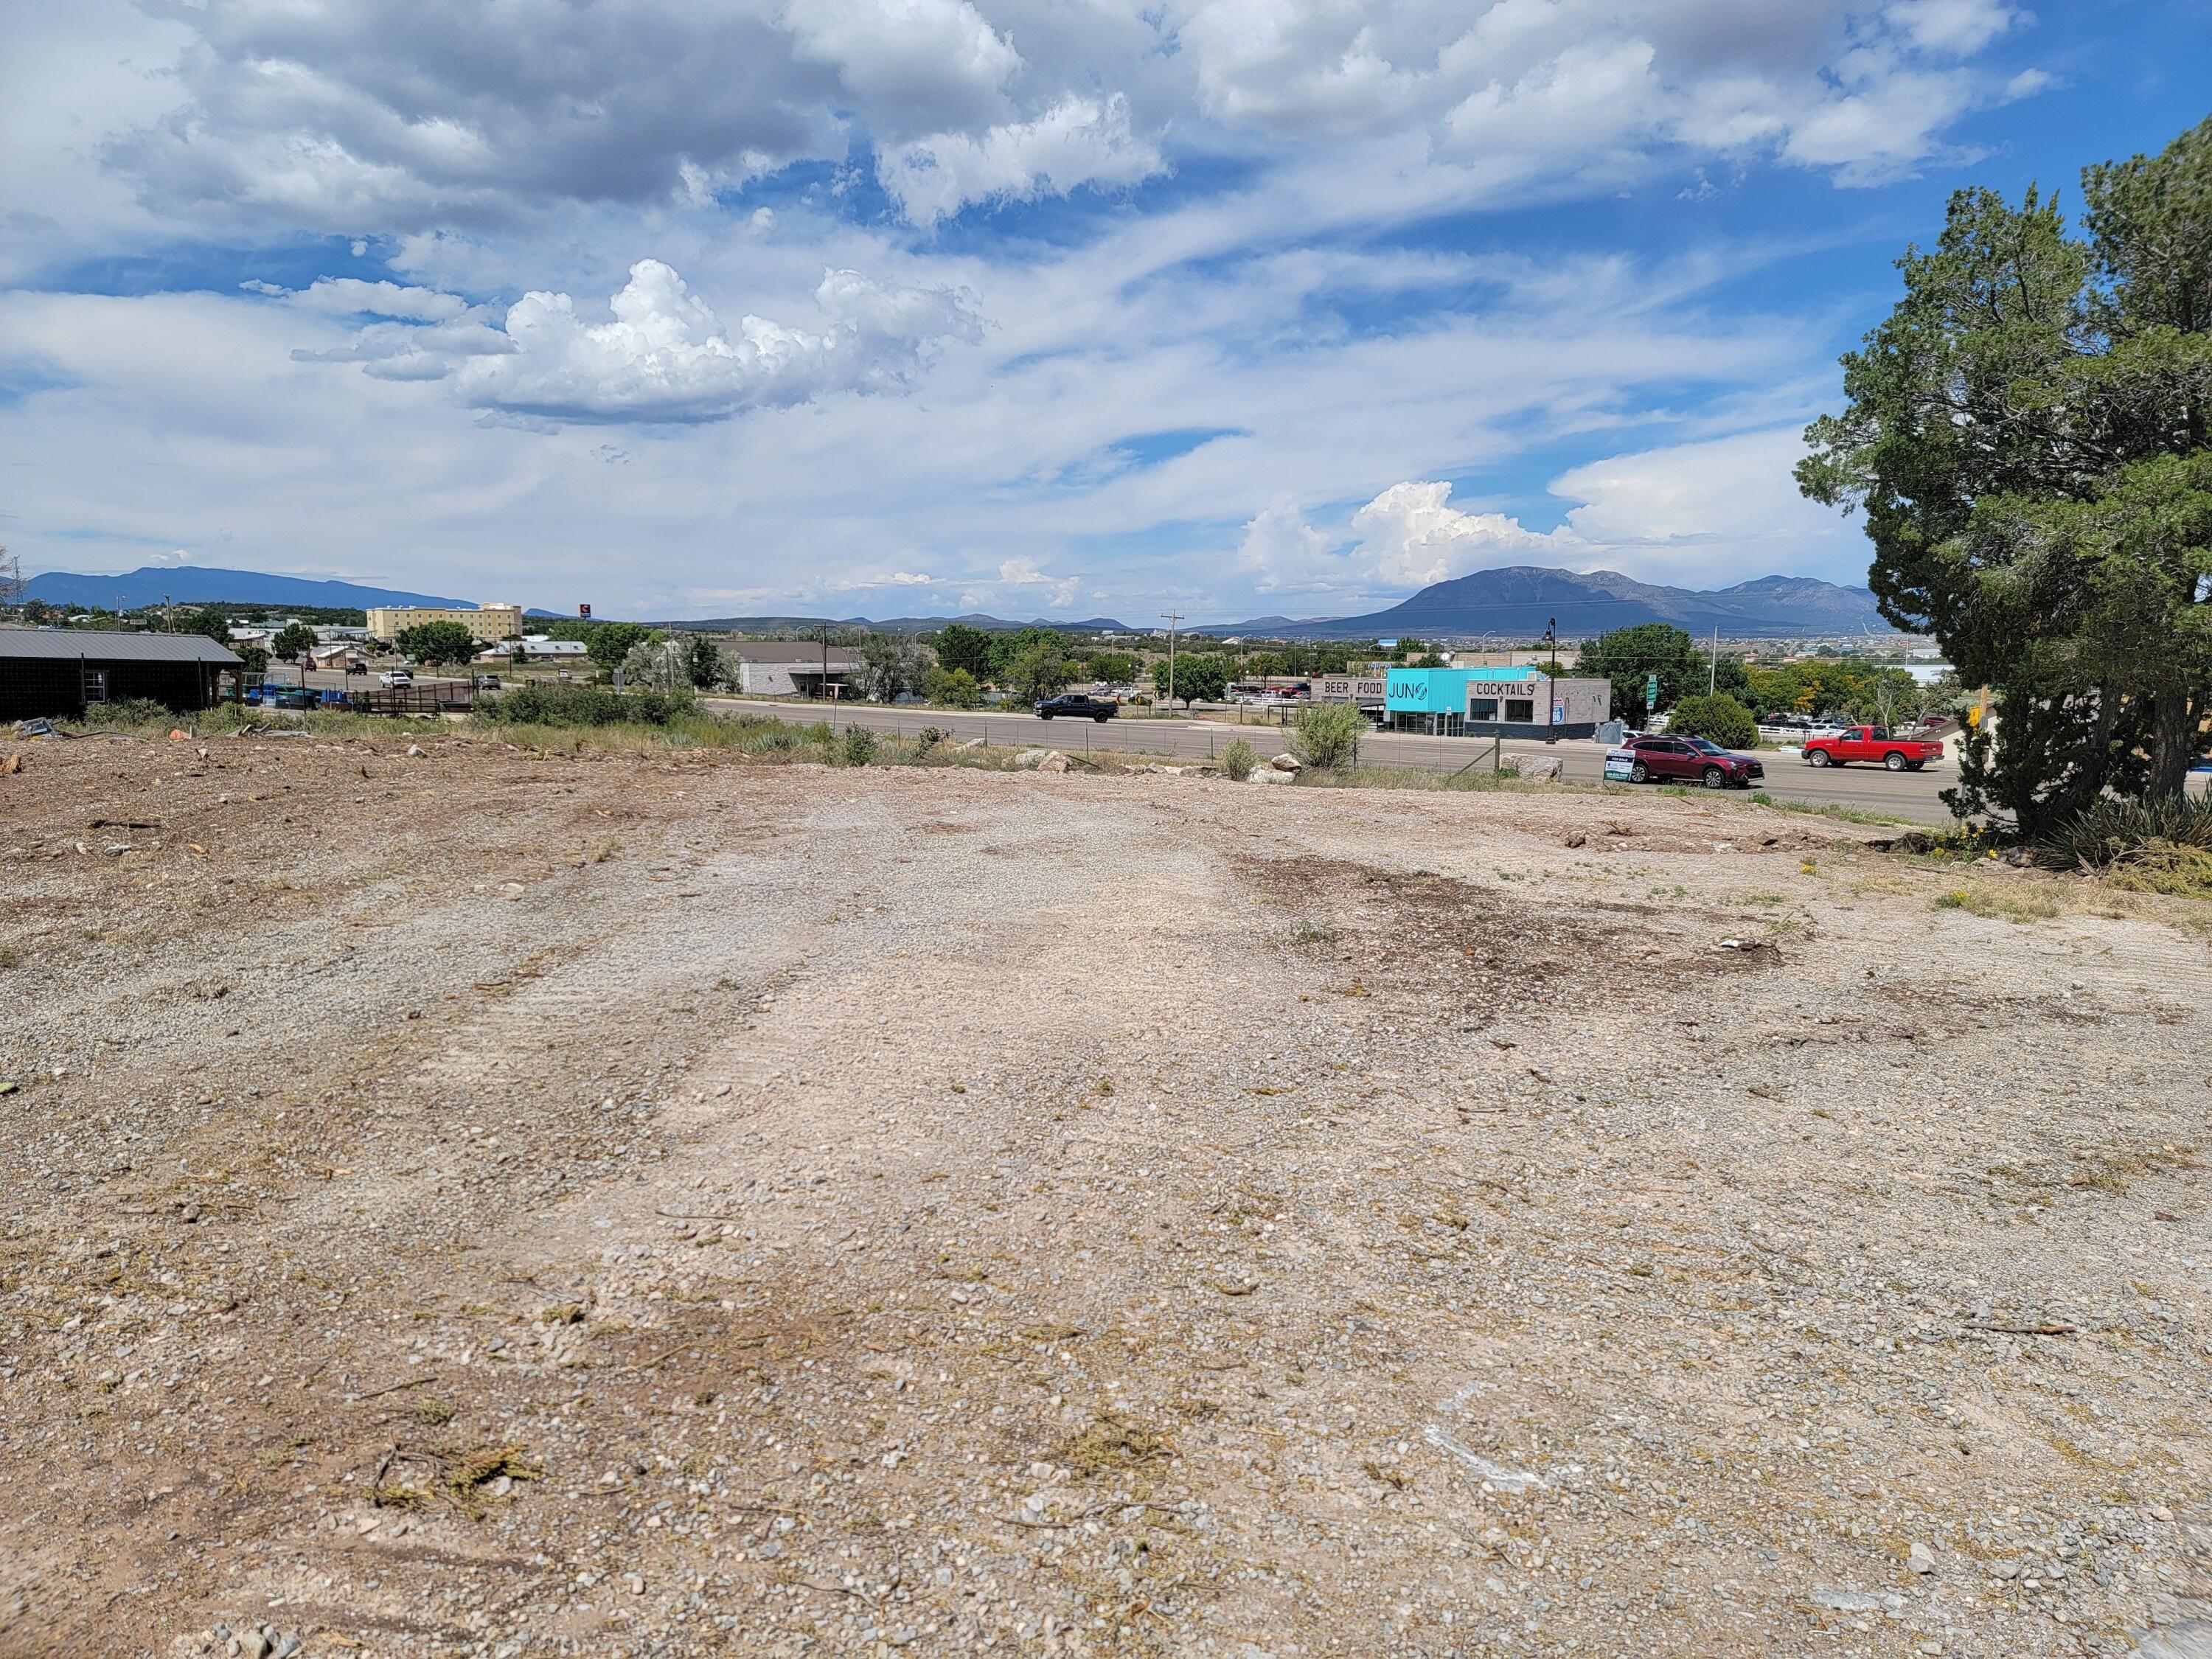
480,681,689,728
837,726,878,766
2039,794,2212,873
922,667,982,708
1668,692,1758,750
915,726,946,754
748,722,804,752
1221,737,1257,781
1290,702,1364,771
77,698,173,728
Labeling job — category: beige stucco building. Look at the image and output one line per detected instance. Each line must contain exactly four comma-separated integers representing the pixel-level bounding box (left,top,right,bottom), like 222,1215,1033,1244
364,604,525,644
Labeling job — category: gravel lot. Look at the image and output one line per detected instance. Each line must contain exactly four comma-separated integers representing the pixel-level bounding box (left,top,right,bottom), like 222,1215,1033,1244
1,731,2207,1659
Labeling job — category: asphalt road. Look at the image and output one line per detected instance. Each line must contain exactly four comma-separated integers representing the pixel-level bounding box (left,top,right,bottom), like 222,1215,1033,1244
703,697,1961,823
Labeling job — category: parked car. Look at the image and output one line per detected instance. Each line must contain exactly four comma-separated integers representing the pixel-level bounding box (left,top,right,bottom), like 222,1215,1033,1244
1623,734,1764,788
345,661,369,676
1035,692,1117,722
473,673,502,690
380,668,414,686
1801,726,1944,771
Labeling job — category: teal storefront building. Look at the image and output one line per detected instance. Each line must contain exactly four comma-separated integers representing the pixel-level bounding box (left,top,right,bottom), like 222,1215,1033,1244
1384,666,1609,738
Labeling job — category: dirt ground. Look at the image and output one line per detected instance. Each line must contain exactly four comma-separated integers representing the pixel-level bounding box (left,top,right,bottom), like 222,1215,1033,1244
1,729,2207,1659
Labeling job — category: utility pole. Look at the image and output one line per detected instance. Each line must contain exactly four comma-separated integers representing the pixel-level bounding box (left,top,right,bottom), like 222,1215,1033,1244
809,621,842,706
1160,609,1183,710
1708,626,1719,695
1545,616,1558,680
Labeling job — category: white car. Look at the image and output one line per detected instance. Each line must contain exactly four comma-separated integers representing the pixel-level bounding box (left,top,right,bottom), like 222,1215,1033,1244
380,669,414,686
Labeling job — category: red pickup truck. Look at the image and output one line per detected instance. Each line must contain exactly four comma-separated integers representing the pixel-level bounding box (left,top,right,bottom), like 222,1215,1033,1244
1802,726,1944,771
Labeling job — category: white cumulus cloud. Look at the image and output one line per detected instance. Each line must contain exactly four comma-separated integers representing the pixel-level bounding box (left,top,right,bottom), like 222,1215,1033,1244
296,259,979,423
782,0,1023,133
1181,0,2039,189
1232,501,1341,594
246,276,468,321
830,568,938,590
995,556,1083,608
877,94,1166,226
1351,481,1572,588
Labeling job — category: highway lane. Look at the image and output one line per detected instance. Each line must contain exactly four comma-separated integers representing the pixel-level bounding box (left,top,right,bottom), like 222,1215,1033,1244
703,696,1958,823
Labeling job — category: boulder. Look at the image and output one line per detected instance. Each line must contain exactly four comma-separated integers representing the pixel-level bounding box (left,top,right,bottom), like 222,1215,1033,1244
1251,764,1295,784
954,737,985,751
1037,751,1070,773
1516,754,1562,781
1267,751,1302,772
1013,747,1049,769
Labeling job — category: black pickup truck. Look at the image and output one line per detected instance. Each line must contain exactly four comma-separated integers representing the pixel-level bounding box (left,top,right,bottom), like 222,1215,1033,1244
1035,693,1117,722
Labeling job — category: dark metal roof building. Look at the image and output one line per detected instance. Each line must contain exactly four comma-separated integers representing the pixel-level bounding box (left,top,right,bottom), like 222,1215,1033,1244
0,629,243,720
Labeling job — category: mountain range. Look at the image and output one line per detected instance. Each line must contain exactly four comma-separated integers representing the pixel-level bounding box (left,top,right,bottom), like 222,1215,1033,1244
1212,567,1890,640
649,612,1133,634
20,563,1892,639
24,565,471,611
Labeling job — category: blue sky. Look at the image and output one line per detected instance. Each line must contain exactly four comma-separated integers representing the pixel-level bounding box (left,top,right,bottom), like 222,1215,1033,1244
2,0,2207,623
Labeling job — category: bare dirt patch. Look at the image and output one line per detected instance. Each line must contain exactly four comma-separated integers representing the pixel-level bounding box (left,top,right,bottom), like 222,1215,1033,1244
1,732,2207,1658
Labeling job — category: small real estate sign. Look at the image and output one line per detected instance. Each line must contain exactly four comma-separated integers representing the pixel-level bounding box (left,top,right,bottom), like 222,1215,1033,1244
1604,747,1636,782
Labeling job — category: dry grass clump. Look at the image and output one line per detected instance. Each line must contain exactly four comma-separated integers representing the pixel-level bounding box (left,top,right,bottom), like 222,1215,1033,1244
2065,1144,2201,1194
442,1444,544,1514
1061,1411,1174,1474
1934,886,2062,922
2101,840,2212,897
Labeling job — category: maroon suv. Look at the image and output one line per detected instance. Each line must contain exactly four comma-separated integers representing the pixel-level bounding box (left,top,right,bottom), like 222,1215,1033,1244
1626,734,1764,788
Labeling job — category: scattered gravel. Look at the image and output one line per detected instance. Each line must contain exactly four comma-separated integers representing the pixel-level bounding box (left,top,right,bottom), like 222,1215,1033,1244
1,729,2207,1657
